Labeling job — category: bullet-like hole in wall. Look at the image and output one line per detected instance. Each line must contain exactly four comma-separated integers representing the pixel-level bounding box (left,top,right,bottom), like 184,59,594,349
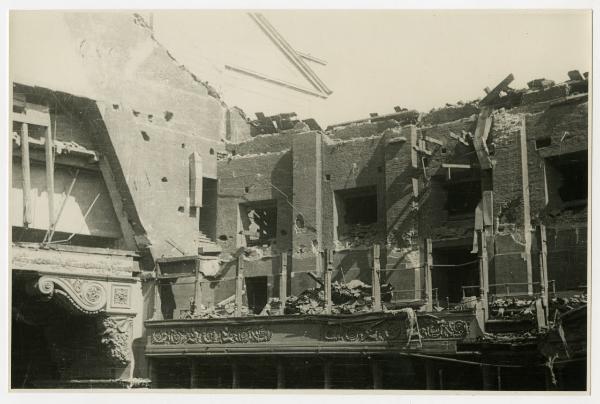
178,206,185,213
181,143,186,148
218,235,228,241
244,186,250,193
141,131,150,141
161,177,168,182
210,148,215,155
164,111,173,122
112,104,119,110
148,114,153,122
325,174,331,181
296,214,305,229
132,110,140,117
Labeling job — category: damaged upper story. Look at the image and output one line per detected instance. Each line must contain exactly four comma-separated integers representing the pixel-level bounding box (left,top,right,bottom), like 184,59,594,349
11,12,256,268
208,70,588,319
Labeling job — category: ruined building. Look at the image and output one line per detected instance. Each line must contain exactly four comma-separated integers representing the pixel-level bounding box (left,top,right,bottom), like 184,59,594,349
10,13,588,390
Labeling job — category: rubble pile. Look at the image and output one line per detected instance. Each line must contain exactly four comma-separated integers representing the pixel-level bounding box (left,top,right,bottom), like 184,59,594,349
549,294,587,316
285,280,394,315
336,223,380,249
479,329,542,343
489,297,537,320
180,298,250,319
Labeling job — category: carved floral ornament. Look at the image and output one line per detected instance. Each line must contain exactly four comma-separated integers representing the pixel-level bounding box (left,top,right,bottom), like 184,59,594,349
33,275,108,314
150,318,470,346
98,315,133,366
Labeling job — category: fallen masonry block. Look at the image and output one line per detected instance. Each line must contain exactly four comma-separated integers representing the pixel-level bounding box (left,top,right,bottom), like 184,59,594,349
522,83,570,105
568,70,584,81
527,78,555,90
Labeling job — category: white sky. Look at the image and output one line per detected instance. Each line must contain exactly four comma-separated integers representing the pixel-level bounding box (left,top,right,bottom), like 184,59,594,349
152,10,592,126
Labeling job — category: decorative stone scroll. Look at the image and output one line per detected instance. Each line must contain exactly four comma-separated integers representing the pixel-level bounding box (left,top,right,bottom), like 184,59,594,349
418,316,470,340
33,275,108,314
323,321,405,342
151,326,273,345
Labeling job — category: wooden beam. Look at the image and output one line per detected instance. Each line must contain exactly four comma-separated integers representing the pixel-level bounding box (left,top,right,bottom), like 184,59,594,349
425,361,436,389
296,50,327,66
190,360,199,388
372,244,382,312
441,163,471,169
276,360,285,388
371,360,382,389
231,362,240,388
472,107,494,169
12,109,51,127
478,230,490,322
46,169,79,243
324,250,333,314
279,252,288,315
520,116,533,295
189,152,203,207
323,360,332,389
235,256,245,317
44,129,55,235
20,123,32,226
99,156,143,251
479,74,514,106
151,280,164,320
194,260,202,311
539,224,549,316
425,238,433,311
225,65,328,99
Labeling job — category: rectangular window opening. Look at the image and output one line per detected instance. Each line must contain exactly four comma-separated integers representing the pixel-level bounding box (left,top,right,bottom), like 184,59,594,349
545,151,587,210
334,186,378,248
199,178,218,241
443,171,481,218
240,200,278,247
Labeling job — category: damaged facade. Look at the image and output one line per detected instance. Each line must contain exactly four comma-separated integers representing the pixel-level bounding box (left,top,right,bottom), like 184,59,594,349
10,12,588,391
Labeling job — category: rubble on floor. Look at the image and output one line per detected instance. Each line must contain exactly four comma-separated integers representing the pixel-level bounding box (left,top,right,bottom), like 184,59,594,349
549,294,587,317
336,223,381,250
488,297,537,320
478,329,543,344
285,279,394,315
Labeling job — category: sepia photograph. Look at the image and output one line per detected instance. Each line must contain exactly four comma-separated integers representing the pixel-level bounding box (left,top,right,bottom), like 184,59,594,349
3,3,594,398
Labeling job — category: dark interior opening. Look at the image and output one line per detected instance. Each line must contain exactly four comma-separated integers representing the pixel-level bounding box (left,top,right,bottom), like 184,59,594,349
334,186,378,245
432,244,479,305
546,151,587,208
444,177,481,217
152,358,191,388
241,201,278,247
339,188,378,226
284,357,325,388
245,276,268,314
199,178,218,241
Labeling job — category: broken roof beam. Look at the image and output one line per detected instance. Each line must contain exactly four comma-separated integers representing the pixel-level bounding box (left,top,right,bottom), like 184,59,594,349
472,106,494,170
479,74,514,106
296,51,327,66
248,13,332,95
225,64,328,99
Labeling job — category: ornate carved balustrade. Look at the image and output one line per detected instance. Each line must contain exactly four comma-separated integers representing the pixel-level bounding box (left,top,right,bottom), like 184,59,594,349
145,311,481,356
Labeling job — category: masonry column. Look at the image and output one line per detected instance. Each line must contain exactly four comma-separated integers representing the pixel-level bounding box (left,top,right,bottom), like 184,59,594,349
490,112,531,295
291,131,323,282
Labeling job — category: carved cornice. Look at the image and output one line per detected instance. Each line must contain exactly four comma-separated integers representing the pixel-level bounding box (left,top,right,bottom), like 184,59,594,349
12,244,137,280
